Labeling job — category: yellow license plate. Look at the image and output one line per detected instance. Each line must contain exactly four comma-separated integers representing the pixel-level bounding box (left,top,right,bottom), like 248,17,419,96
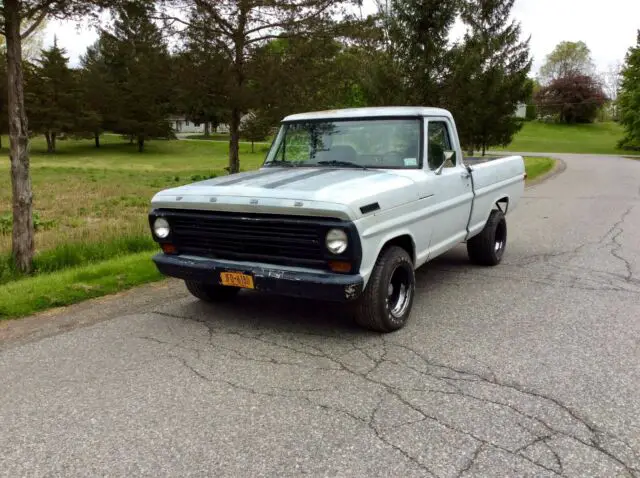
220,272,255,289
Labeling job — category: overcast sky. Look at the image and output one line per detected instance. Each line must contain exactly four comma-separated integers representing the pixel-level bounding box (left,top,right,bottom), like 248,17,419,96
44,0,639,76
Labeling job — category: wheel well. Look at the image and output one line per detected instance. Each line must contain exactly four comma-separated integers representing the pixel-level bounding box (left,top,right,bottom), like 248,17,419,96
382,235,415,264
495,197,509,214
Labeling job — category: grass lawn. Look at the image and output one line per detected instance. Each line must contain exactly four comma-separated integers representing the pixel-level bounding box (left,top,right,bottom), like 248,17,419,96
498,121,638,155
523,157,555,181
0,136,553,319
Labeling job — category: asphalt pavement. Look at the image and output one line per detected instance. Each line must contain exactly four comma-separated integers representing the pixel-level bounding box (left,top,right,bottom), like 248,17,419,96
1,153,639,477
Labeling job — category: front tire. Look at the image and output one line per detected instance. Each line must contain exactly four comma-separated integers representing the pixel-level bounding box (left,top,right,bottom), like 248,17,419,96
354,246,415,333
467,209,507,266
185,280,240,302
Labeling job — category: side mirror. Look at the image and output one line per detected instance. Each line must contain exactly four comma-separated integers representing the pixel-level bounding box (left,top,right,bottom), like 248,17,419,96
434,151,455,175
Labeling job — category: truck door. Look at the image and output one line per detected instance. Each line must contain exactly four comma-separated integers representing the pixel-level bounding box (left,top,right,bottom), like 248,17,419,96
425,119,474,258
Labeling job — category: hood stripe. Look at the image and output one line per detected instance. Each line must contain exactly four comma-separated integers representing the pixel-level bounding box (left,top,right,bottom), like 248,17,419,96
213,168,285,186
262,168,338,189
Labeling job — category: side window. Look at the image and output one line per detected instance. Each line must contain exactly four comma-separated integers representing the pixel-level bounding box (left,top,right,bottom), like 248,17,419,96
427,121,455,170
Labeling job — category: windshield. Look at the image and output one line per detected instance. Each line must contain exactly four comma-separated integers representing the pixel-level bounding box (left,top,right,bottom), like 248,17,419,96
264,118,422,169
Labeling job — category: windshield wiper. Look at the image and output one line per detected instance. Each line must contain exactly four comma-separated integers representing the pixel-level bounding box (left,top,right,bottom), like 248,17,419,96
317,160,368,169
265,160,295,167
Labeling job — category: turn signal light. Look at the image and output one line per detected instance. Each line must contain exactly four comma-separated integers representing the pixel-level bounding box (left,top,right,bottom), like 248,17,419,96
161,243,177,254
328,261,351,273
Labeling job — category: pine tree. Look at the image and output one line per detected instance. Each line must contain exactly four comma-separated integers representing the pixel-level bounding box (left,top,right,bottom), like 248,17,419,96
386,0,459,105
450,0,532,155
26,40,79,153
99,2,173,152
175,11,230,137
77,42,111,148
618,31,640,151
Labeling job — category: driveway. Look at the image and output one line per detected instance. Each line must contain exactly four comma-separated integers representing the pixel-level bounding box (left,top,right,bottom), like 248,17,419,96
1,154,639,477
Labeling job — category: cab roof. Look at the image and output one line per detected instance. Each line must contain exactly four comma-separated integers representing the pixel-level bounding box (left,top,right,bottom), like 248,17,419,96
282,106,453,122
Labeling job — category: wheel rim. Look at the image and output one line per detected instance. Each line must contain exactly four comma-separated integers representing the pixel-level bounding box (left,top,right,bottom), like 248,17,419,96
386,265,412,319
494,220,507,257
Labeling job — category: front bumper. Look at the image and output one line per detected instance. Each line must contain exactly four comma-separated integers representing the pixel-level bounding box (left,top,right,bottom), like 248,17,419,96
152,253,364,302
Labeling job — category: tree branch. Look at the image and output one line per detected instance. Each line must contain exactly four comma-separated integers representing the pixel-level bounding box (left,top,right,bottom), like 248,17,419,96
244,0,336,36
21,10,48,39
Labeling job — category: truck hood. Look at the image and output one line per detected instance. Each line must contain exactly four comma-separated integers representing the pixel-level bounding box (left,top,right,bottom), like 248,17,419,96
150,167,418,220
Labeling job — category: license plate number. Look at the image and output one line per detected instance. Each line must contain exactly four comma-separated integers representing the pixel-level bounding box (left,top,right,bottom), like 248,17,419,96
220,272,254,289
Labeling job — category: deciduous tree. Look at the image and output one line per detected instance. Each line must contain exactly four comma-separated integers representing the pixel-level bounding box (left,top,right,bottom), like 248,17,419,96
159,0,357,173
539,41,595,84
534,74,606,124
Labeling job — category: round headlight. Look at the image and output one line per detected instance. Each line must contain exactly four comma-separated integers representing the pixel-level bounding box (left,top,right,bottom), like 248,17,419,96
153,217,170,239
326,229,348,254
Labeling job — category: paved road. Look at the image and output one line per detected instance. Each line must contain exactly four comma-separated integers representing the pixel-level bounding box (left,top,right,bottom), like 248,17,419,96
1,154,639,477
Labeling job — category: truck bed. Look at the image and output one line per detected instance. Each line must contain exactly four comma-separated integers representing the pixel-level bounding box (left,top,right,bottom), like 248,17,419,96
464,156,502,164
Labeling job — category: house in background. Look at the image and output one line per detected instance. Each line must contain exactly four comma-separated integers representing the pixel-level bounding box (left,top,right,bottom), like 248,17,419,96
167,115,249,135
514,103,527,118
168,115,206,134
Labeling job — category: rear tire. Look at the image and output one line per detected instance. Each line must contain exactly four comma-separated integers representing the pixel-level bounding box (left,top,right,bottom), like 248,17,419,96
185,280,240,302
467,209,507,266
354,246,415,333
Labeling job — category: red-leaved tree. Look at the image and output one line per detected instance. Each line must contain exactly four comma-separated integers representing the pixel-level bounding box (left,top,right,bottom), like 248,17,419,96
534,74,607,123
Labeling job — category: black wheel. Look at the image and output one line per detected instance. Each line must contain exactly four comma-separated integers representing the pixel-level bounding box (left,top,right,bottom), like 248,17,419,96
354,246,415,333
467,209,507,266
185,280,240,302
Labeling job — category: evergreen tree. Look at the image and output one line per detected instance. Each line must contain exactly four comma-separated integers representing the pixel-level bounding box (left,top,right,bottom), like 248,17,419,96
386,0,459,105
77,42,111,148
99,2,173,152
618,31,640,151
176,14,230,137
26,40,79,153
449,0,532,155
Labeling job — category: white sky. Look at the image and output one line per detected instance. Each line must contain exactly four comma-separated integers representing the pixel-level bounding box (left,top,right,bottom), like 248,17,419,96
44,0,640,75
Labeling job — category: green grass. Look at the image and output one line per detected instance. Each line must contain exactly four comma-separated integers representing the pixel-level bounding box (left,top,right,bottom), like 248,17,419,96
0,251,163,320
523,157,555,181
0,234,155,285
499,121,638,155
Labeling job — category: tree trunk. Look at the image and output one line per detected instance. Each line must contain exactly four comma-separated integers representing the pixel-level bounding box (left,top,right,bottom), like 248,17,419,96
251,140,255,153
94,132,100,148
137,135,144,152
0,134,3,149
228,108,241,174
45,132,52,153
481,142,486,156
204,121,210,137
51,132,56,153
228,5,247,175
5,0,35,273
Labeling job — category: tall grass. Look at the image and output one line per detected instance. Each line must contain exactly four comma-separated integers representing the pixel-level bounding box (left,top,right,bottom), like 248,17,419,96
0,234,156,285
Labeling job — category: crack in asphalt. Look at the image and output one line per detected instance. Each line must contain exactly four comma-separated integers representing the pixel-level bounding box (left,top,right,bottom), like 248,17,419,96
140,326,640,477
456,442,485,477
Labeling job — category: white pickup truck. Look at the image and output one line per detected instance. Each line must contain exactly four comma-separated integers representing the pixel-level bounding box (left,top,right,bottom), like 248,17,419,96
149,107,525,332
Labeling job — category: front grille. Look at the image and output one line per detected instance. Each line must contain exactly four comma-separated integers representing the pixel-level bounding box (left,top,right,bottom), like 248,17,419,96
162,210,331,268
